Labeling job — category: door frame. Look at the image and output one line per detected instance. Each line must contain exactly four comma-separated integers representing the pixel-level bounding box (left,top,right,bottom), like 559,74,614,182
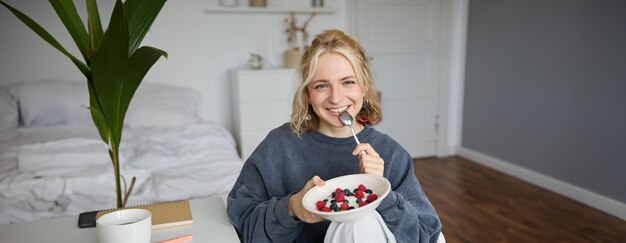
346,0,468,157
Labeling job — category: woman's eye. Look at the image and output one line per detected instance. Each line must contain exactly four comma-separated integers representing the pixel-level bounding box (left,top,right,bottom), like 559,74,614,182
314,83,328,90
343,80,356,85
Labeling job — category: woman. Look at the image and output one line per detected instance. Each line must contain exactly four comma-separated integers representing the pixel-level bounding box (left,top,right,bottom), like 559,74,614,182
227,29,441,243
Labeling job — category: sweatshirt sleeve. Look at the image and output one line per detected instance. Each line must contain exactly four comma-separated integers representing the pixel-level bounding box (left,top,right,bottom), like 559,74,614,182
376,150,442,243
227,162,304,243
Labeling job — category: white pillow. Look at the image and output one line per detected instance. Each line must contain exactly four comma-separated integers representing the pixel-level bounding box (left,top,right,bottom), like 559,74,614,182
8,80,200,128
7,80,92,127
124,83,200,128
0,88,19,131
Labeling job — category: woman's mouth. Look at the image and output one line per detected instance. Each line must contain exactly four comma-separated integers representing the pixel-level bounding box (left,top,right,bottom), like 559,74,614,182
328,105,349,114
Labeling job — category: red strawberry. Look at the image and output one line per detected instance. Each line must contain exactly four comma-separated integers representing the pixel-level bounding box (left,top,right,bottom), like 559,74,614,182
335,188,343,194
341,202,349,211
358,184,366,191
321,207,332,212
335,192,345,202
358,201,368,207
316,200,326,210
354,190,365,199
366,194,378,203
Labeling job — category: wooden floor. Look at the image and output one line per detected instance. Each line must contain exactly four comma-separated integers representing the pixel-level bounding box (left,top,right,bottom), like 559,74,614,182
413,156,626,243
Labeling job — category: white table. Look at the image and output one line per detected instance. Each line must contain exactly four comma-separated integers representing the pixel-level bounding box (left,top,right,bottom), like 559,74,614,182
0,197,241,243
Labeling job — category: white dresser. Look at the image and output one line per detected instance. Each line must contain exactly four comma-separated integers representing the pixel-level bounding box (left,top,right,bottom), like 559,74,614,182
231,69,299,160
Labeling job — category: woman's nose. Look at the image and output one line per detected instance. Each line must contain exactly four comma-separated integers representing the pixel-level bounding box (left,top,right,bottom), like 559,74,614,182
328,87,343,104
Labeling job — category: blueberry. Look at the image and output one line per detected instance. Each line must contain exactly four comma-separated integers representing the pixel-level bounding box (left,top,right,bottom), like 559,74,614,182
323,199,328,202
331,200,336,204
356,198,362,203
349,206,355,210
365,189,373,194
331,192,336,198
343,189,350,194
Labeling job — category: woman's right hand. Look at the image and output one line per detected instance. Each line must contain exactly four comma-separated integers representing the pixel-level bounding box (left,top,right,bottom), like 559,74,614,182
288,175,326,223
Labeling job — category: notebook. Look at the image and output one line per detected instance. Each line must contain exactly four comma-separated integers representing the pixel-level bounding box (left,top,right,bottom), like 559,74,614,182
96,200,193,230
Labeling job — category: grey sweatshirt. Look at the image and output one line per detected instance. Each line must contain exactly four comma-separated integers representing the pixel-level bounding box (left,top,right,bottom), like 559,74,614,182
227,123,441,243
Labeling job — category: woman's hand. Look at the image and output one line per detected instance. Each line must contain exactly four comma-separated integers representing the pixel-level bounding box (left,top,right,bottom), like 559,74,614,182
353,143,384,177
288,175,326,223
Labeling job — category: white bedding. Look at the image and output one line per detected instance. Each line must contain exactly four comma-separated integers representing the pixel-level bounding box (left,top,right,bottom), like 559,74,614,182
0,122,243,225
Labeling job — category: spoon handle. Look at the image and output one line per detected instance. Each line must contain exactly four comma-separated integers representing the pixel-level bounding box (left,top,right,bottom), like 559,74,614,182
349,126,367,155
349,126,361,144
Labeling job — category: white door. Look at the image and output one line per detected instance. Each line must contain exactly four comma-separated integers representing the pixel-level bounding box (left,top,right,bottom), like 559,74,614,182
352,0,442,158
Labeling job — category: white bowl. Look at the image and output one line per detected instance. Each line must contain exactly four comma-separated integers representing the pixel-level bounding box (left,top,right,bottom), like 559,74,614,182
302,174,391,222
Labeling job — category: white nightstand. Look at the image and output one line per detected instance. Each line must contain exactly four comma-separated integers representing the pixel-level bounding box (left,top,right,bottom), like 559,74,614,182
231,69,298,160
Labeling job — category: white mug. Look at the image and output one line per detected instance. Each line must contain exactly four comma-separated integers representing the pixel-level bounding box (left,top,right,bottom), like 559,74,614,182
96,209,152,243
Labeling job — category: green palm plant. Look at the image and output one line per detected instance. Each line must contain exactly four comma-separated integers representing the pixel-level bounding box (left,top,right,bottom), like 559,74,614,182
1,0,167,208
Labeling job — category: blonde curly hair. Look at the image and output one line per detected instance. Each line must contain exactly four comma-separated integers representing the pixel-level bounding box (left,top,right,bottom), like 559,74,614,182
290,29,381,134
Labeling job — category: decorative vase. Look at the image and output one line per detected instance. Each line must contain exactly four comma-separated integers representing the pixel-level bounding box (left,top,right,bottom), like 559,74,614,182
248,53,263,69
96,209,152,243
284,49,304,69
250,0,267,7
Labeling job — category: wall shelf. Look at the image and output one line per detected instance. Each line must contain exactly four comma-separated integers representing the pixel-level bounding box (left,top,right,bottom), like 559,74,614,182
204,5,334,14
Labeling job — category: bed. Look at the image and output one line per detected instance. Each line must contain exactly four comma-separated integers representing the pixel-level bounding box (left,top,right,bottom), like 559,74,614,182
0,80,244,225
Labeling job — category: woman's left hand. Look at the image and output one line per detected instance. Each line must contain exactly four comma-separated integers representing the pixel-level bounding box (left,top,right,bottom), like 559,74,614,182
352,143,384,176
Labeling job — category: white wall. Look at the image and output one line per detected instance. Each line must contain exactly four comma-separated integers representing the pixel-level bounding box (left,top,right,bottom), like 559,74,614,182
0,0,347,132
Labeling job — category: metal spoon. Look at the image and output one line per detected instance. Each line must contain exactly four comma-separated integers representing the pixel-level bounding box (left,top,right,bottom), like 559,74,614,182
339,111,366,154
339,111,360,144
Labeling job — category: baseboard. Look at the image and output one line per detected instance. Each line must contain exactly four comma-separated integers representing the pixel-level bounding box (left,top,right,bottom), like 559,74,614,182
456,147,626,221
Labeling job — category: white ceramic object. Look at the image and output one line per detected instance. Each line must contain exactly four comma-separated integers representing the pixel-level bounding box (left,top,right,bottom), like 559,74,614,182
219,0,238,7
302,174,391,222
96,208,152,243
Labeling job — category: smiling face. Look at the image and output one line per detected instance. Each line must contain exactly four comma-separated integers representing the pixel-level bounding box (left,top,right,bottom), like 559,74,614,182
308,52,365,137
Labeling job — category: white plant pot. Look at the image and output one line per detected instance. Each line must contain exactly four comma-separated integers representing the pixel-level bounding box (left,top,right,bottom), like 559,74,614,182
96,209,152,243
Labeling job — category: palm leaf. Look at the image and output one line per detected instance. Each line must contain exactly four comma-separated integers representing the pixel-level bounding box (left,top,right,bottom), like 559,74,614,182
49,0,90,61
0,1,90,78
118,46,168,123
90,0,128,146
86,0,103,56
87,106,110,144
123,0,166,54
